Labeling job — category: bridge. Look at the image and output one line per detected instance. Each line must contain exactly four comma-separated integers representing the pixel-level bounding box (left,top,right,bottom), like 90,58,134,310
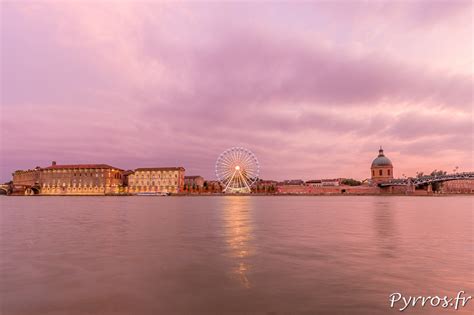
0,183,41,195
0,184,11,195
379,172,474,187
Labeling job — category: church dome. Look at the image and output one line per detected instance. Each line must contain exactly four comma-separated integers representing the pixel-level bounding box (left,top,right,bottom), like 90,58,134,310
371,147,392,167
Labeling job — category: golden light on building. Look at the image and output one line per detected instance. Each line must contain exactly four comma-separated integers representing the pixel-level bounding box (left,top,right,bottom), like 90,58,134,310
126,167,185,194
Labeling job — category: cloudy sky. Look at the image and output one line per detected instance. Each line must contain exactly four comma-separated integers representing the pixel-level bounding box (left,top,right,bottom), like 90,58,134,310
1,1,472,182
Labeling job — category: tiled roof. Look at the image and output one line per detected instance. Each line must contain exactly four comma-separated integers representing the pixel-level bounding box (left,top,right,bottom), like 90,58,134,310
43,164,122,170
135,167,185,172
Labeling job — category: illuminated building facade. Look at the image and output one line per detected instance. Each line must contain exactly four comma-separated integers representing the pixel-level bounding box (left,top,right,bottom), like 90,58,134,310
127,167,185,194
40,162,123,195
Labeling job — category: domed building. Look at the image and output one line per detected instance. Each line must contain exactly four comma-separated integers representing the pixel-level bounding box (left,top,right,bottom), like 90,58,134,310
371,147,393,183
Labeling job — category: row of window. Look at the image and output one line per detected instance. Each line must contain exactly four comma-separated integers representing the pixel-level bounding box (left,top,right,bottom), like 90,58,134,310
44,173,103,178
44,180,104,185
14,174,37,179
43,187,105,192
42,184,109,187
129,185,176,189
134,171,180,175
129,180,177,186
129,187,177,192
43,173,121,178
372,169,391,176
43,169,117,173
130,174,179,179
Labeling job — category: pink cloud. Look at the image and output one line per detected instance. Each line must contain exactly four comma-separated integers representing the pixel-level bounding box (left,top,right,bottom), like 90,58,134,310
1,2,472,181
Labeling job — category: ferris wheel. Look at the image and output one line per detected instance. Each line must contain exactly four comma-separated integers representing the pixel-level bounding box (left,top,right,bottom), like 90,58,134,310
215,147,260,193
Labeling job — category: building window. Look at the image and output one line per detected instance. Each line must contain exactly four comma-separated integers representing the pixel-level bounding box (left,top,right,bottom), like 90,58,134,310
372,170,374,176
379,170,382,176
388,169,391,176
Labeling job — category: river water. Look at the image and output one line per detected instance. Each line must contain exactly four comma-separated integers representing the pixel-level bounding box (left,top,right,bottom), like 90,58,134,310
0,196,472,314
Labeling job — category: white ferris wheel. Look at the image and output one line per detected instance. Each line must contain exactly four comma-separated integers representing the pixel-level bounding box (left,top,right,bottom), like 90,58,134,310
215,147,260,193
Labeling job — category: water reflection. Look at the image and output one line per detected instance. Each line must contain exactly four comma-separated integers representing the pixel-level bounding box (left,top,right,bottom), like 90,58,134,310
1,197,472,314
373,199,398,258
221,196,254,288
111,208,130,238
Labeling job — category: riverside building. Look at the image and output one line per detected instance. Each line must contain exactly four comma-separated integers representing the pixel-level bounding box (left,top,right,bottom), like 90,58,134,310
371,147,394,183
127,167,185,194
12,167,41,187
40,162,123,195
184,175,204,189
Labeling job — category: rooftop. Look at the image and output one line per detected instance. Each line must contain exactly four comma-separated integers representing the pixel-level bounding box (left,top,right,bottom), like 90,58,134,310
135,167,185,172
371,146,393,167
43,164,122,170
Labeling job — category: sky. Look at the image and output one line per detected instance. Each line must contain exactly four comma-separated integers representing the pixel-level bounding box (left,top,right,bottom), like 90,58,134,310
1,1,472,182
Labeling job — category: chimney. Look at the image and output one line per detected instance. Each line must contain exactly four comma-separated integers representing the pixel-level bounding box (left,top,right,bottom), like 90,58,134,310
52,161,57,166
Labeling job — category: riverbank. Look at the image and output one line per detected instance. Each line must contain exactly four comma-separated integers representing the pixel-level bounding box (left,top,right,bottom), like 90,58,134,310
4,192,473,197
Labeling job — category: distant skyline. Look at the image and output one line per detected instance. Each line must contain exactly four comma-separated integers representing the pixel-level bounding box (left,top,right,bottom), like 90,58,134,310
1,1,472,182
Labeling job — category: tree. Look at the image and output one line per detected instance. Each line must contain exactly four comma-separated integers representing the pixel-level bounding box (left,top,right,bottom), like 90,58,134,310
416,170,447,191
430,169,447,177
416,172,424,178
340,178,362,186
430,170,447,191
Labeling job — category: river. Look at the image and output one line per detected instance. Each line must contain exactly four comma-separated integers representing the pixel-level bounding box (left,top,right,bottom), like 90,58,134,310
0,196,472,314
